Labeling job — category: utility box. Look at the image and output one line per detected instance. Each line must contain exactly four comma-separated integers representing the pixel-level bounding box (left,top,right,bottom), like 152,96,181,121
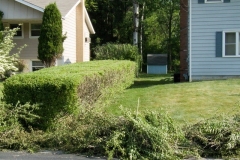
147,54,167,74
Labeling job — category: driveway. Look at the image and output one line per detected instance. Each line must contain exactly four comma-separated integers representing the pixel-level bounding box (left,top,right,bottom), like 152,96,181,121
0,150,109,160
0,150,227,160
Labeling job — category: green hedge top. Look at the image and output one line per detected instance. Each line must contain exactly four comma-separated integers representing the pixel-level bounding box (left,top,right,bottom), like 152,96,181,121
2,60,136,129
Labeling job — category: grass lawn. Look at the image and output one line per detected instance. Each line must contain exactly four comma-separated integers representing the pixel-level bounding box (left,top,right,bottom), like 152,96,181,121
1,75,240,125
106,73,240,125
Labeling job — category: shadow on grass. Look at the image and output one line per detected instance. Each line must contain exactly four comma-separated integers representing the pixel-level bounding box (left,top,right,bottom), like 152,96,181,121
130,77,174,89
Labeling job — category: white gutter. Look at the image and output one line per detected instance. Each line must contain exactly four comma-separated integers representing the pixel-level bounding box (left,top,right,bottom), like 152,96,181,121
85,8,95,34
189,0,192,82
15,0,44,12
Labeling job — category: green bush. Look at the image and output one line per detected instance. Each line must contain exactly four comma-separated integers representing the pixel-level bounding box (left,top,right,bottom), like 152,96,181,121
94,43,141,72
38,2,65,67
2,60,136,129
95,43,139,61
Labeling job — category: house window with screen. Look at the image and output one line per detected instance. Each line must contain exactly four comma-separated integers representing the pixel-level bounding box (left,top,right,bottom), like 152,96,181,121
30,23,41,37
32,61,44,71
223,32,240,56
9,24,23,38
205,0,223,2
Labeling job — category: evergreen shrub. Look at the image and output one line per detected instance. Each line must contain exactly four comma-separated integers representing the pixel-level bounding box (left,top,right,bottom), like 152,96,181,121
38,3,65,67
3,60,136,129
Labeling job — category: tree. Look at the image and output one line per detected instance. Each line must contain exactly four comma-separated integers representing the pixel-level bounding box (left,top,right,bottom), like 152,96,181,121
38,3,65,67
0,26,26,78
86,0,180,72
0,11,4,42
141,0,180,71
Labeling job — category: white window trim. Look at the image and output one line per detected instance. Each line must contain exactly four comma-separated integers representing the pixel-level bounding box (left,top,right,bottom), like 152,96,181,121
9,23,24,39
222,30,240,57
205,0,223,3
29,23,41,39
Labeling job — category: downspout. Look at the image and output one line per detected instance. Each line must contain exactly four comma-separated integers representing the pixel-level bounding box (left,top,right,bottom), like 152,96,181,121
189,0,192,82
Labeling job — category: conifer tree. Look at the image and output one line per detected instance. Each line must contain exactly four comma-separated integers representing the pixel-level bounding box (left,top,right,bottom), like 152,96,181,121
38,3,65,67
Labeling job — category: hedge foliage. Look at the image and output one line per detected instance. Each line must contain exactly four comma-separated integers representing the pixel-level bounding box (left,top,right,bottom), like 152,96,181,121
94,43,141,72
2,60,136,129
94,43,140,62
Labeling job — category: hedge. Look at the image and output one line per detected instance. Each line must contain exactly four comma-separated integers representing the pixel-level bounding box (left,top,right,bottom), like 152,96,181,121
3,60,136,129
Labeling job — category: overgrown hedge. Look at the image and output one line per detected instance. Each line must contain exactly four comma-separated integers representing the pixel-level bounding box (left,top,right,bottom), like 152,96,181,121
2,60,136,129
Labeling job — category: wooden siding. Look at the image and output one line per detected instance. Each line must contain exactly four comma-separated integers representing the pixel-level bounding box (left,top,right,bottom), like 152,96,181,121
10,22,39,59
191,0,240,80
62,6,77,64
0,0,42,20
83,22,90,62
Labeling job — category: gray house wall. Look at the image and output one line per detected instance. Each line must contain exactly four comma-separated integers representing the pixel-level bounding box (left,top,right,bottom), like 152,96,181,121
191,0,240,81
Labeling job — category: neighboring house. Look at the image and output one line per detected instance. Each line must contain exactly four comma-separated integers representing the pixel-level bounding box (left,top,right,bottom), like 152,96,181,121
0,0,95,72
180,0,240,82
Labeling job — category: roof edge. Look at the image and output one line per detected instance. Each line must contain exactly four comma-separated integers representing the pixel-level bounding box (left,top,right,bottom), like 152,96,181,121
64,0,81,18
85,8,95,34
15,0,44,12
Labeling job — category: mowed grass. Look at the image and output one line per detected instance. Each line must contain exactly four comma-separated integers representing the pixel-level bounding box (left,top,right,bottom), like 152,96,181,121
106,73,240,125
1,75,240,125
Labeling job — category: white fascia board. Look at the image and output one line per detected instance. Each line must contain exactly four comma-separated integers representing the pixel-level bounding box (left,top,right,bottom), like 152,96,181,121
15,0,65,20
15,0,44,12
64,0,81,19
85,8,95,34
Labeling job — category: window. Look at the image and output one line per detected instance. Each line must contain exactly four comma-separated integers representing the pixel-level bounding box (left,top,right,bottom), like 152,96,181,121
198,0,230,3
32,61,44,71
30,23,41,37
9,24,23,38
205,0,223,3
220,31,240,57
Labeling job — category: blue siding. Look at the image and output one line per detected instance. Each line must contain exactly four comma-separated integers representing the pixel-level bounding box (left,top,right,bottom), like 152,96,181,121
191,0,240,81
147,65,167,74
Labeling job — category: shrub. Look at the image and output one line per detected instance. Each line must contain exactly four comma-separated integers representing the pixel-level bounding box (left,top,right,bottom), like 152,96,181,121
38,3,66,67
95,43,139,61
94,43,141,71
0,25,26,79
3,60,136,129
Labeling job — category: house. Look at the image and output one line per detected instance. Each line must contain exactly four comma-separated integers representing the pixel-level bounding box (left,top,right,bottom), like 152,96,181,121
0,0,95,72
180,0,240,82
